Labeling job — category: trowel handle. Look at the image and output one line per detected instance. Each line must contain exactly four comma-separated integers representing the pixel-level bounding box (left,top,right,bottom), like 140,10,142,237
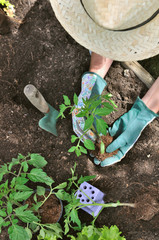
24,84,49,114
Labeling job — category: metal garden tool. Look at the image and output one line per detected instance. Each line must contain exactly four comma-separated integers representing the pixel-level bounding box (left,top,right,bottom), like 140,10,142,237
24,84,59,136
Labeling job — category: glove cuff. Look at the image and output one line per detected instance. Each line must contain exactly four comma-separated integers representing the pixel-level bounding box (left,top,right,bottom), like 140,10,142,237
134,97,159,118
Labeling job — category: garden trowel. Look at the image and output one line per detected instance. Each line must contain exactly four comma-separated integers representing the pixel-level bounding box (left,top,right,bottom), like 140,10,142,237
24,84,59,136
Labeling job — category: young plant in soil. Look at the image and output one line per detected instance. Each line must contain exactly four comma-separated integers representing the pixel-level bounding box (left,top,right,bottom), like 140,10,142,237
0,153,64,240
57,93,117,159
56,163,135,236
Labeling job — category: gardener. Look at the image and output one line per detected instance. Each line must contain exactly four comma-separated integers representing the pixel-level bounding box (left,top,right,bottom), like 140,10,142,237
50,0,159,166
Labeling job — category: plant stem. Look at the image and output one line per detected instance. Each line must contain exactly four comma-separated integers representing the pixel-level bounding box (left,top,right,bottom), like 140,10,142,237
39,186,53,208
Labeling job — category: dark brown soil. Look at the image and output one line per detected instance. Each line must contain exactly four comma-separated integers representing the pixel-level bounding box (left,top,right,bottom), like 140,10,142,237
0,1,159,240
91,134,118,161
26,192,62,224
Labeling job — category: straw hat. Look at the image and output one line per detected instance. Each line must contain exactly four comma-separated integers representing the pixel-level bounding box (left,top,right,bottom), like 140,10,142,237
50,0,159,61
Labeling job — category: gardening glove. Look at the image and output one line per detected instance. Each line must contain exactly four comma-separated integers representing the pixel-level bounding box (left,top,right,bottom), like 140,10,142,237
94,97,158,167
72,72,107,142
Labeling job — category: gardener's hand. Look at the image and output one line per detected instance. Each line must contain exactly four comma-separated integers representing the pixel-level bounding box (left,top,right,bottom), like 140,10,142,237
94,97,158,167
72,72,107,142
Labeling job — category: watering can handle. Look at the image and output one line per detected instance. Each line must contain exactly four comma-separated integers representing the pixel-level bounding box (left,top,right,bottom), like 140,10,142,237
24,84,49,114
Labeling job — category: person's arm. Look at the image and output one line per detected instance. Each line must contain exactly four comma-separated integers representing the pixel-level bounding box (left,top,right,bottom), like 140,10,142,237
142,77,159,114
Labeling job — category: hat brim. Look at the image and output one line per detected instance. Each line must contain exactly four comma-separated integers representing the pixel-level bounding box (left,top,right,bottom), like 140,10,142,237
50,0,159,61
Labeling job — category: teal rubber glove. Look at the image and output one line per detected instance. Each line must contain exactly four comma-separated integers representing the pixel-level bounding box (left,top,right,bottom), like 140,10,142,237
72,72,107,141
94,97,158,167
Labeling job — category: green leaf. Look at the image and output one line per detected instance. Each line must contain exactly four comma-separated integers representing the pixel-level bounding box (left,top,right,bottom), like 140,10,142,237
73,93,78,105
108,99,118,108
28,168,54,186
102,93,112,99
55,189,71,201
17,154,25,160
21,162,28,172
8,224,30,240
53,182,67,190
15,205,39,223
16,184,32,192
96,118,108,135
28,154,47,168
0,209,7,217
68,146,76,153
76,110,87,117
39,228,45,238
71,135,78,143
3,220,11,227
16,177,29,185
63,95,71,105
0,217,3,227
33,193,37,203
83,115,94,131
7,202,12,215
0,164,8,179
25,228,32,239
77,175,96,184
32,202,42,211
102,102,114,110
79,146,87,154
84,139,95,150
101,225,126,240
70,209,81,229
75,149,81,157
95,107,113,116
13,191,33,201
100,141,105,154
37,186,45,196
64,219,69,235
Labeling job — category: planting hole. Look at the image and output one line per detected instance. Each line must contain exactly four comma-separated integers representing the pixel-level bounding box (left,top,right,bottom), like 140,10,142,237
78,194,82,198
81,199,84,202
83,186,87,189
92,197,94,199
86,199,90,202
92,191,95,194
89,187,92,189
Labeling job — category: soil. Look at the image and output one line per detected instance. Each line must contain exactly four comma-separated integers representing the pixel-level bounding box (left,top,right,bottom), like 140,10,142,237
91,134,118,161
26,192,62,223
0,1,159,240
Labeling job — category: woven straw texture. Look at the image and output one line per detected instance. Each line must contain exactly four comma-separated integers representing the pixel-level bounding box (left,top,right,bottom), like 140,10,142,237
50,0,159,61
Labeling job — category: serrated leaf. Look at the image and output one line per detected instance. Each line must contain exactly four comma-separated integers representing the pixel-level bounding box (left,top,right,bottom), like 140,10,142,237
70,209,81,228
96,118,108,135
77,175,96,184
0,217,3,226
71,135,78,143
28,154,47,168
100,141,105,154
40,228,45,238
37,186,45,196
64,219,69,235
15,205,39,223
53,182,67,190
17,154,25,160
7,202,12,214
68,146,76,153
0,164,8,175
79,146,87,154
55,189,70,201
28,168,54,186
73,93,78,105
101,225,126,240
84,139,95,150
32,202,42,211
8,224,30,240
63,95,71,105
83,115,94,131
25,228,32,239
13,191,33,201
95,107,113,116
